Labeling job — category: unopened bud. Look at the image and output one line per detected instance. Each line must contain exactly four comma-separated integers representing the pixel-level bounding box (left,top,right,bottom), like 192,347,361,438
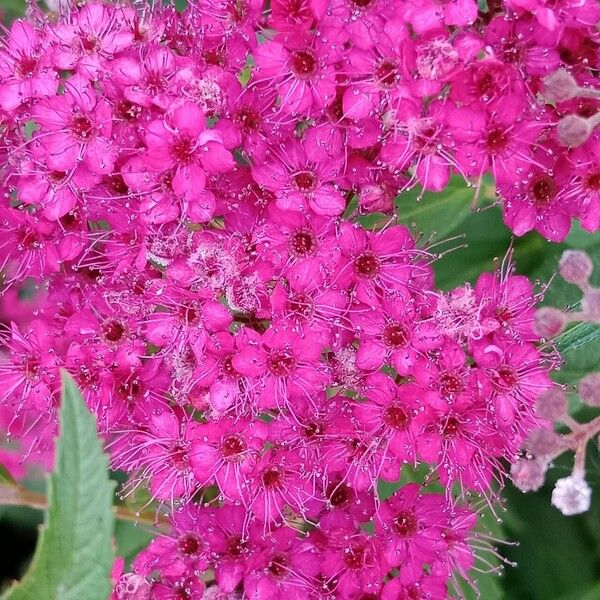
525,428,563,457
558,250,593,286
556,114,594,148
578,373,600,407
582,288,600,317
543,69,580,103
535,388,568,421
551,475,591,516
534,307,566,338
511,458,546,492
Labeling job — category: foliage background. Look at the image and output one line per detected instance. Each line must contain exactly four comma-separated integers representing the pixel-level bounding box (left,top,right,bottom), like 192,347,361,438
0,1,599,598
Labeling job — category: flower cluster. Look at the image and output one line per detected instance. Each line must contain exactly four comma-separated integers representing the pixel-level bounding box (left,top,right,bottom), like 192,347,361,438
513,250,600,517
0,0,567,598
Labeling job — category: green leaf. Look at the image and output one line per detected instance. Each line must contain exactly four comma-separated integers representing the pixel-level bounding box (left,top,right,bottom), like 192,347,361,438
0,464,17,487
556,322,600,355
396,177,474,241
2,371,115,600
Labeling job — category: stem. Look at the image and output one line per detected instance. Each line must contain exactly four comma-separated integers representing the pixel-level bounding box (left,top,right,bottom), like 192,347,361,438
0,483,170,528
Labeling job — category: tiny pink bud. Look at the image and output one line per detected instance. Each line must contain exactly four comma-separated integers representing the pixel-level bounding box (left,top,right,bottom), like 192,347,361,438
511,458,546,492
582,288,600,317
543,69,580,103
525,428,563,457
556,114,593,147
535,388,568,421
558,250,593,286
578,373,600,407
534,307,567,338
551,475,591,516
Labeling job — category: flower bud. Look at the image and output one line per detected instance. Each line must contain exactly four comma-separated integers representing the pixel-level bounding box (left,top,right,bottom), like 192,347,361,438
525,428,563,457
543,69,580,103
578,373,600,407
582,288,600,318
534,307,566,338
558,250,593,286
556,114,593,148
511,458,546,492
535,388,568,421
551,475,591,516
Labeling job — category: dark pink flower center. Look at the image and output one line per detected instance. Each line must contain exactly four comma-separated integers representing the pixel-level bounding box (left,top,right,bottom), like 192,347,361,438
485,128,508,153
303,420,325,438
70,114,95,142
383,404,410,430
343,543,366,569
16,56,38,77
374,59,399,89
80,35,101,53
289,228,316,257
116,377,143,402
178,534,200,555
262,466,283,488
226,535,247,557
221,434,245,457
288,293,313,319
115,100,142,121
178,304,199,325
439,371,463,397
171,136,195,165
494,364,519,389
530,174,557,206
440,415,460,438
585,171,600,191
268,352,296,376
290,50,317,78
392,509,418,536
383,324,408,347
170,443,189,470
328,481,351,506
102,320,126,343
354,252,380,278
234,106,262,133
268,554,288,578
495,305,513,325
293,170,317,192
351,0,374,7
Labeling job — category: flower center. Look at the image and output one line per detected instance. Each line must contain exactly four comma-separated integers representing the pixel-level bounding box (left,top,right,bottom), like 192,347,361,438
392,509,418,536
171,136,195,165
178,534,200,555
80,35,101,53
102,320,126,343
262,466,283,488
485,128,508,153
354,252,380,278
16,56,38,77
327,481,351,506
268,352,296,376
70,114,95,142
116,377,143,402
530,174,557,206
290,50,317,78
178,304,199,325
383,404,410,430
226,535,247,557
440,415,460,438
494,364,519,390
268,554,288,578
343,543,366,569
374,59,399,89
115,99,142,121
383,324,408,347
221,434,246,457
439,371,463,397
585,171,600,192
288,293,313,320
303,420,324,438
289,228,316,257
293,170,317,192
170,443,189,470
234,106,262,133
351,0,374,7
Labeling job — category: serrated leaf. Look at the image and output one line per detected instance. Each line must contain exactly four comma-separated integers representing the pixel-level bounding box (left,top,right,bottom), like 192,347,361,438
2,371,115,600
